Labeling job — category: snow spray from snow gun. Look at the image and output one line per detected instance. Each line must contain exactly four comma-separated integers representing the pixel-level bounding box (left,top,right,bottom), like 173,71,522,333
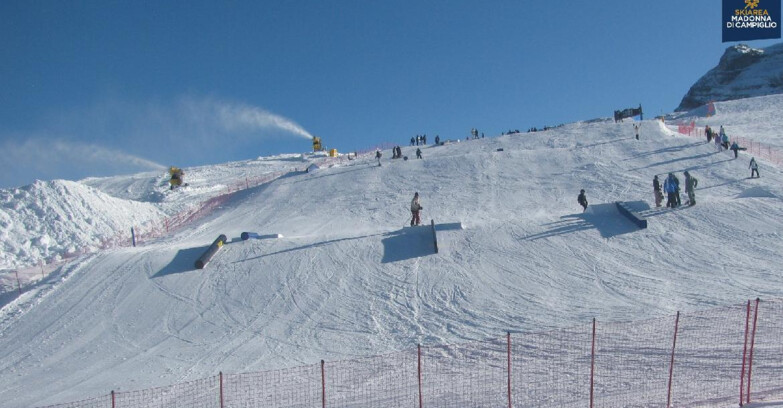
216,102,314,140
195,234,227,269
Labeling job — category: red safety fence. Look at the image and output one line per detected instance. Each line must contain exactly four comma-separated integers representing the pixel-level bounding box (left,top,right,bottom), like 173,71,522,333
670,121,783,166
34,298,783,408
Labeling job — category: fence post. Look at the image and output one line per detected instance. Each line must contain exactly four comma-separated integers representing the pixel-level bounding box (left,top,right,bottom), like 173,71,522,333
667,311,680,408
418,344,423,408
590,318,595,408
321,360,326,408
111,390,115,408
746,298,760,405
740,299,751,406
507,332,512,408
219,371,224,408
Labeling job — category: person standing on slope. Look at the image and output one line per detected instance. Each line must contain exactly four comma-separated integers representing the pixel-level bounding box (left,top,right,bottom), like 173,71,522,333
653,175,663,207
750,157,760,178
730,141,740,159
410,192,423,226
416,148,422,159
664,173,677,208
577,189,588,212
375,149,382,166
684,171,698,206
673,172,682,207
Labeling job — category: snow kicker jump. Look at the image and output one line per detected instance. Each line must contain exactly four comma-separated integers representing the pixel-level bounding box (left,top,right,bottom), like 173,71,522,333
241,232,283,240
195,234,227,269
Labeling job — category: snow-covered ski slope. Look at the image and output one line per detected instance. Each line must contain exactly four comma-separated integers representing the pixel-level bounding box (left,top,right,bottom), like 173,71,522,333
3,95,783,406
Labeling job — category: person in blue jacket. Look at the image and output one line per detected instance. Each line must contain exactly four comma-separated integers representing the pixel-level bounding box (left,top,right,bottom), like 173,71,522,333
664,173,678,208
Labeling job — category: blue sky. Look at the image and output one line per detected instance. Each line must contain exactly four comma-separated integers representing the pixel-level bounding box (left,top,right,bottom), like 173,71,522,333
1,0,780,188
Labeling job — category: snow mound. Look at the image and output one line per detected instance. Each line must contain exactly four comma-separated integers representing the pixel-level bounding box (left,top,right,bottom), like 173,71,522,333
0,180,164,269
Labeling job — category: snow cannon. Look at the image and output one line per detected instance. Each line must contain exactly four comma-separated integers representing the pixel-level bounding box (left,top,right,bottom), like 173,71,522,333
195,234,227,269
169,166,184,190
312,136,323,152
241,232,283,240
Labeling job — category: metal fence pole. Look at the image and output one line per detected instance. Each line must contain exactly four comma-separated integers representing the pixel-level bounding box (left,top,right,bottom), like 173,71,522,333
740,299,751,406
507,332,512,408
746,298,760,404
321,360,326,408
667,311,680,407
418,344,423,408
590,318,596,408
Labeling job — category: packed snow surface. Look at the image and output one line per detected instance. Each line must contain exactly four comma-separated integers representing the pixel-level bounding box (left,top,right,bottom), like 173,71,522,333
2,95,783,406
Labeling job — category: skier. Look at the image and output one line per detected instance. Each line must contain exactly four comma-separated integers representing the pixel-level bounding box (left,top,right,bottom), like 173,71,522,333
749,157,759,178
375,149,382,166
684,171,698,206
653,175,663,207
410,137,415,146
435,135,440,145
416,148,422,159
730,141,739,159
664,173,677,208
577,189,588,212
705,125,712,143
410,192,422,226
634,124,640,140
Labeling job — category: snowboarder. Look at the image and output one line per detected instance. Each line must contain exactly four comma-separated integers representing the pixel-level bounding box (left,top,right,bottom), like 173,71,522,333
749,157,759,178
664,173,677,208
634,124,640,140
375,150,382,166
435,135,440,145
684,171,698,206
416,148,422,159
653,175,663,207
410,192,422,226
577,189,588,212
730,141,739,159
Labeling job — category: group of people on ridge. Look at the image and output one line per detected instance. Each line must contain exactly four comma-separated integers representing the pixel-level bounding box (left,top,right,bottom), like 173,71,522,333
411,135,427,146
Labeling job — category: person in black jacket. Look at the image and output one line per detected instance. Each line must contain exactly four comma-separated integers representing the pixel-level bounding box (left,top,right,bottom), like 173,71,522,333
578,189,588,212
653,175,663,207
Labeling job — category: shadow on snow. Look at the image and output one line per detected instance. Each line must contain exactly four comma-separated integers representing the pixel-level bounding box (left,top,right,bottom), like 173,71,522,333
524,202,646,240
151,246,207,278
381,227,435,263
